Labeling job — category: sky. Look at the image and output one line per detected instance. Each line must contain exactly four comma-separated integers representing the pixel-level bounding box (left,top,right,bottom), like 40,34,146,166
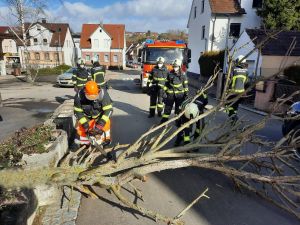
0,0,193,33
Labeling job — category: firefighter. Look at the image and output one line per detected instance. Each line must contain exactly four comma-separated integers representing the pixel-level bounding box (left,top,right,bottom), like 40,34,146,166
74,81,113,146
175,91,208,146
225,55,248,123
72,58,91,92
161,59,189,123
147,57,168,118
91,56,107,89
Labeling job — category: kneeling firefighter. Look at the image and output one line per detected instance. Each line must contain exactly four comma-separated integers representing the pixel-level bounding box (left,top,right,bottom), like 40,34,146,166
147,57,168,118
175,91,208,146
74,81,113,146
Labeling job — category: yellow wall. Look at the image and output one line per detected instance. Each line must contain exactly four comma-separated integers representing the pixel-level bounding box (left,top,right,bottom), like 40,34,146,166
261,56,300,78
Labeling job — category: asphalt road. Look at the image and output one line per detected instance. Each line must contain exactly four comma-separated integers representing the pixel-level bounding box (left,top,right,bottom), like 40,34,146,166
0,71,297,225
75,71,297,225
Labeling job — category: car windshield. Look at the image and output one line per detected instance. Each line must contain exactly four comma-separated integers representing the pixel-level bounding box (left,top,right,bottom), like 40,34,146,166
66,68,75,73
145,48,184,64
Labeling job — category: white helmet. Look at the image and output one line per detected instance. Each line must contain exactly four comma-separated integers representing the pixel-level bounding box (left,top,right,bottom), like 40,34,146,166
172,59,182,67
156,57,165,64
236,55,246,64
184,103,199,119
77,58,86,65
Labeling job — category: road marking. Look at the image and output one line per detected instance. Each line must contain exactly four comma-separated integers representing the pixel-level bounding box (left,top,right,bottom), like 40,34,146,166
122,78,135,81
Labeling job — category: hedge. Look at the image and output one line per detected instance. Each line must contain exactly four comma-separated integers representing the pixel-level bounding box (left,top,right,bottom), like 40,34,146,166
284,65,300,86
36,64,72,76
198,50,224,77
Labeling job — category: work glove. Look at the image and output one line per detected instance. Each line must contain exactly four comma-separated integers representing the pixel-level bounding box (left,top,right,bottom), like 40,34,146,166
82,122,90,133
94,124,104,135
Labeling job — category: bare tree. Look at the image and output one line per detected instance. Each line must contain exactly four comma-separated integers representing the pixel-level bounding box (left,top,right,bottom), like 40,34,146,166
0,31,299,224
1,0,47,81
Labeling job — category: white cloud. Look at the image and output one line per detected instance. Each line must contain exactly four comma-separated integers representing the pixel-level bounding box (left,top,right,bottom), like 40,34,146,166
47,0,193,32
0,0,193,32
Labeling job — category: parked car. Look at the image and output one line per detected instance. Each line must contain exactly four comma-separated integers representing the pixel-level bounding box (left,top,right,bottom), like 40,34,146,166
126,60,138,69
56,68,76,87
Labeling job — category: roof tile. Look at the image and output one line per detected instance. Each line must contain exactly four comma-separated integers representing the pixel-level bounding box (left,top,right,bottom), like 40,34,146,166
209,0,246,14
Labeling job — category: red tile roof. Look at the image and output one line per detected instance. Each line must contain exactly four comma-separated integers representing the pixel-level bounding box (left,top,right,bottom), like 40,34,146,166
80,24,125,49
0,26,9,34
209,0,246,14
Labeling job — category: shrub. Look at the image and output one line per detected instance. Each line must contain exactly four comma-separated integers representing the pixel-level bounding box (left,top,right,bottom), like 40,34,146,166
38,64,72,75
198,50,224,77
284,65,300,85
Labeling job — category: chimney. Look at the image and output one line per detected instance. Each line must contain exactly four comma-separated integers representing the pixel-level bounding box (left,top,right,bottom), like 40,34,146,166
42,18,47,23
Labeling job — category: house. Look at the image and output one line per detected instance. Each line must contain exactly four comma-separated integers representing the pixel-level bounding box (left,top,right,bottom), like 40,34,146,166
187,0,262,74
231,29,300,78
21,19,75,68
0,26,21,75
80,23,126,69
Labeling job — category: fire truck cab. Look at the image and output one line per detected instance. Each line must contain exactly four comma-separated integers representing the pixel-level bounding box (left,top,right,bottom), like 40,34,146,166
138,39,191,92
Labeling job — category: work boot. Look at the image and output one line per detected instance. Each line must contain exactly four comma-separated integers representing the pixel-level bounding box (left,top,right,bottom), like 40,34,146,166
148,114,155,118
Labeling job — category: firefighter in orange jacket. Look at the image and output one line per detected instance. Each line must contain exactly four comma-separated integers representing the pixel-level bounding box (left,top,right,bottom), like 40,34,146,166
74,81,113,146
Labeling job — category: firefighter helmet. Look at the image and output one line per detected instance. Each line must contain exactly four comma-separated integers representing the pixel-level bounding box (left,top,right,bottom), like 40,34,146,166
236,55,246,64
85,81,99,101
172,59,182,67
156,57,165,64
184,103,199,119
77,58,86,66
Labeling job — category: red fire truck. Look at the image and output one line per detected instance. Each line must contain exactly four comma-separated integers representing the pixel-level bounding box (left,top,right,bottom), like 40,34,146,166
138,39,191,92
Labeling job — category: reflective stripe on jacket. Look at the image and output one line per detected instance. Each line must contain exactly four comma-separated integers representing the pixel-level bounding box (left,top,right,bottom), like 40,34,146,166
72,67,91,89
147,66,168,88
74,89,113,127
165,70,189,96
91,66,106,87
230,67,248,94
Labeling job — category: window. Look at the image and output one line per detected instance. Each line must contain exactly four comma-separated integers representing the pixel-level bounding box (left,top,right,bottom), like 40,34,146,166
252,0,263,8
86,54,90,61
43,39,47,45
45,53,50,60
37,25,41,31
94,54,99,61
113,55,118,63
33,38,38,45
35,53,40,60
201,26,205,39
229,23,241,38
194,6,197,19
94,39,99,48
25,52,30,60
201,0,205,13
54,53,59,61
104,54,109,62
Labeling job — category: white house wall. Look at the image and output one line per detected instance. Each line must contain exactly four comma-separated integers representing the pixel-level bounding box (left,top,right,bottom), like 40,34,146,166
86,26,111,54
27,24,58,52
62,28,75,66
2,39,18,53
230,31,262,77
240,0,261,32
188,0,212,74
